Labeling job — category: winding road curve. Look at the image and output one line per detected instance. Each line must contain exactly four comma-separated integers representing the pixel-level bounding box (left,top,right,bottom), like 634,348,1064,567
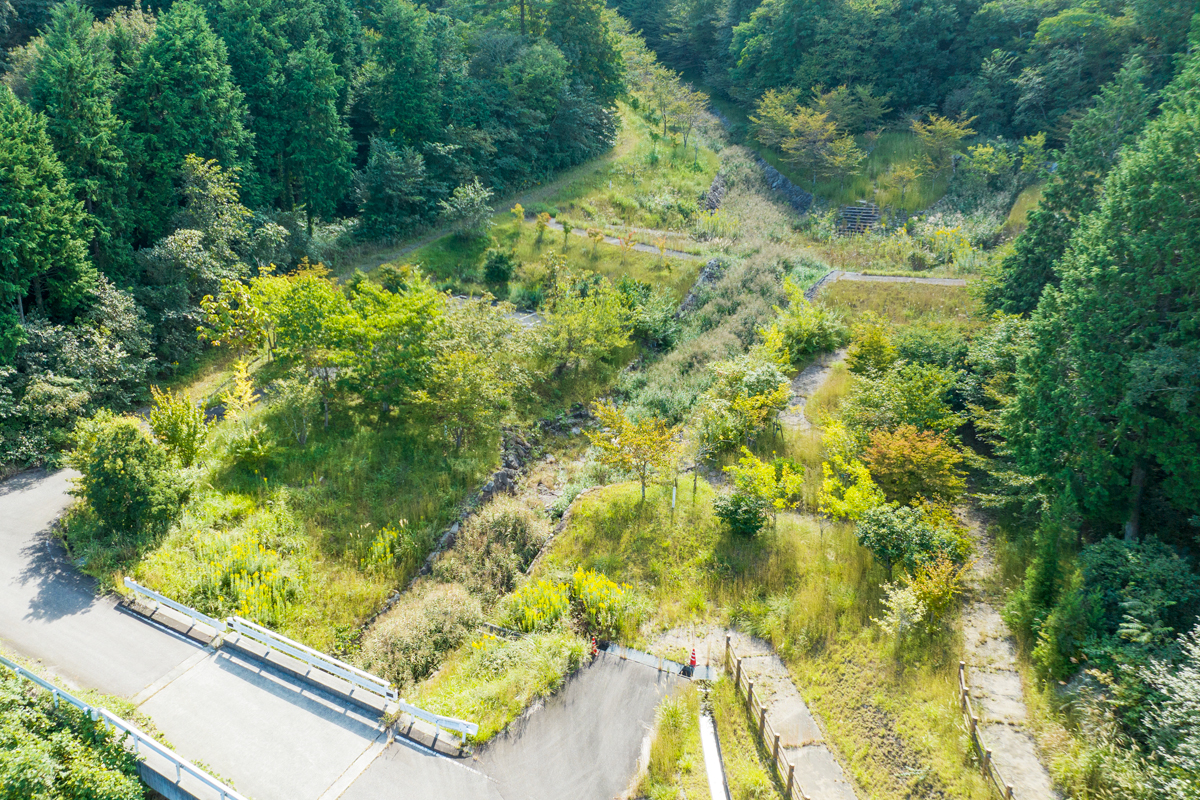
0,469,679,800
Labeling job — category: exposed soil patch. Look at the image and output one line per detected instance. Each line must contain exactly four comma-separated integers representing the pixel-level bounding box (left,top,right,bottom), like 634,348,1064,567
778,348,848,430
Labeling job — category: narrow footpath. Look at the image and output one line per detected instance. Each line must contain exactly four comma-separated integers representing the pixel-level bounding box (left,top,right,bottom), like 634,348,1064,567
653,627,859,800
962,512,1059,799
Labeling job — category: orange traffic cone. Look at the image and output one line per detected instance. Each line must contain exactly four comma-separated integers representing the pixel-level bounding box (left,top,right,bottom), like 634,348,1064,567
591,637,598,657
689,648,697,668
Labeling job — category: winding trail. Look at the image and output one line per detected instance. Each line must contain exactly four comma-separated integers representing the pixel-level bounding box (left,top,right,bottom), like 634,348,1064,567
538,217,702,260
962,511,1059,800
778,348,848,430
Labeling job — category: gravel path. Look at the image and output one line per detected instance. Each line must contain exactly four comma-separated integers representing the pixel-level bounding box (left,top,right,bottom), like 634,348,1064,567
651,627,859,800
778,348,848,430
962,511,1059,800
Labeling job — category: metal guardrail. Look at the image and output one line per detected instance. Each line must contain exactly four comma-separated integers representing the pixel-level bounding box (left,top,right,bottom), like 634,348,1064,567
229,616,398,702
120,581,481,745
396,699,479,738
959,662,1016,800
125,578,228,633
724,637,812,800
0,654,249,800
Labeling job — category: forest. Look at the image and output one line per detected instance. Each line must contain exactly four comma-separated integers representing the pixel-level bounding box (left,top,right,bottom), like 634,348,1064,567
1,0,1198,797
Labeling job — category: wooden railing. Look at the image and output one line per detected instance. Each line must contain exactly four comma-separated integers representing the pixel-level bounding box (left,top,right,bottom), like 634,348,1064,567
724,636,814,800
958,661,1016,799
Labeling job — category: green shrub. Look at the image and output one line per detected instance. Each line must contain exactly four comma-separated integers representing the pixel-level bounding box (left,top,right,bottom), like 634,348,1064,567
714,492,768,536
767,279,848,364
433,497,550,601
483,248,517,283
70,412,183,544
505,578,570,632
0,671,144,799
359,582,484,688
149,385,209,466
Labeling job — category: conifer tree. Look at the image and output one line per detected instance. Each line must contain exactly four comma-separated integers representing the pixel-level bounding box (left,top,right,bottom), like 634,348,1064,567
363,0,440,147
986,56,1155,315
546,0,623,105
0,86,95,360
1005,51,1200,539
284,37,353,233
27,1,129,276
119,0,252,243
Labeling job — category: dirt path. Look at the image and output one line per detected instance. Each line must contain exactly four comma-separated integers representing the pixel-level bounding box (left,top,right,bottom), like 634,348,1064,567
962,511,1059,800
539,217,702,260
778,348,847,430
651,627,859,800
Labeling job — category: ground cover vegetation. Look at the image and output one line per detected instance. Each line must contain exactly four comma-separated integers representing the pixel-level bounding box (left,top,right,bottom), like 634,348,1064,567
5,0,1200,793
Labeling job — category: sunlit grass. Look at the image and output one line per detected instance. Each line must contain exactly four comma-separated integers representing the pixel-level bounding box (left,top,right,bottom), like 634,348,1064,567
806,362,852,426
401,217,699,301
711,678,786,799
1002,183,1043,238
818,281,981,328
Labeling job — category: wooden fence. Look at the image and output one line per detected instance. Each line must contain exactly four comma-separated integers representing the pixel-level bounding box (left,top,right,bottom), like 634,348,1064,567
723,636,814,800
958,661,1016,800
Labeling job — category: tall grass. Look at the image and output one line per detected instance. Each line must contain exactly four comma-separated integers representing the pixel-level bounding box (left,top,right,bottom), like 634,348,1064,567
818,281,980,328
711,678,786,800
805,363,852,426
640,686,708,800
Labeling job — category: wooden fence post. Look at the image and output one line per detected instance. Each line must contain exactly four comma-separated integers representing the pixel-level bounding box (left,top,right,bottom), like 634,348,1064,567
1006,784,1014,799
747,682,755,713
786,763,794,796
759,706,767,739
726,635,732,673
736,658,742,688
773,733,780,762
983,749,992,774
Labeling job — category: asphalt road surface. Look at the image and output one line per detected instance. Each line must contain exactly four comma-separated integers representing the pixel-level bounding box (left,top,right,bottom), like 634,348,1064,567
1,469,684,800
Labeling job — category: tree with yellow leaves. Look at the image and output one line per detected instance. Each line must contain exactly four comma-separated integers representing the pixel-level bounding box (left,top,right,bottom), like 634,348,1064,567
587,400,679,502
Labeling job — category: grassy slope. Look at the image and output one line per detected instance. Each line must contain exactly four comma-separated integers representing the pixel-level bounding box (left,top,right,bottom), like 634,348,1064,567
705,91,951,212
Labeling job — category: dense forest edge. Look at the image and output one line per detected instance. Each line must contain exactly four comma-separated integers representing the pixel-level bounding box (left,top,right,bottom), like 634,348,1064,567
2,0,1199,798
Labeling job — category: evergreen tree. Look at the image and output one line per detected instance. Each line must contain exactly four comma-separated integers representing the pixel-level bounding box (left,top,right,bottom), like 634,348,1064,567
1005,51,1200,540
283,37,353,232
362,0,440,147
27,1,129,277
985,56,1156,315
0,86,95,361
119,0,252,243
546,0,623,105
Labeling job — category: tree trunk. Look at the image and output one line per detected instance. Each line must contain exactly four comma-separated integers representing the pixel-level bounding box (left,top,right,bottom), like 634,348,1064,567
1123,462,1147,543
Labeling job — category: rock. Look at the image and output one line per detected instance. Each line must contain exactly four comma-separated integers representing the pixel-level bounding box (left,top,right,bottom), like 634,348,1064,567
546,455,556,464
570,426,581,435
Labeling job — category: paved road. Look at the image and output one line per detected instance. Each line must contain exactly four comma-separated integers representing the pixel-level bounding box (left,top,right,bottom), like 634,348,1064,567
0,469,201,696
345,654,679,800
1,469,685,800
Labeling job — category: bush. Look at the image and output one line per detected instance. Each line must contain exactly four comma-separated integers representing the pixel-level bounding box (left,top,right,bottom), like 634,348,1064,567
874,582,927,642
853,504,955,579
1032,537,1200,682
839,361,963,435
714,492,768,536
70,412,183,544
433,498,550,601
845,315,896,376
483,248,517,283
767,280,848,364
863,425,965,505
570,567,646,640
149,385,209,466
0,671,144,800
505,579,570,632
359,583,484,689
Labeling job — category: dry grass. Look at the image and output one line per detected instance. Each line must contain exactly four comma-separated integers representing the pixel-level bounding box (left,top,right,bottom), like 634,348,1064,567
1002,183,1043,238
639,685,709,799
805,362,852,426
818,281,980,328
711,678,786,800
